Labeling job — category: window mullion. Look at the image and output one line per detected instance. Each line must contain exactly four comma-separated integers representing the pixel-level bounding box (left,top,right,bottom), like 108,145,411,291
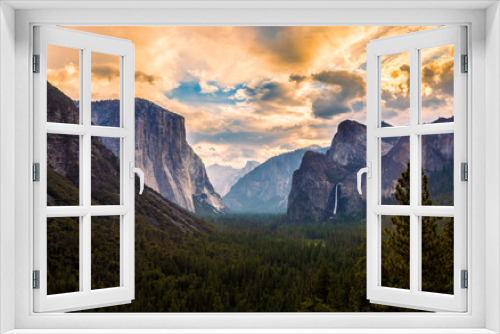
409,46,420,294
82,47,92,294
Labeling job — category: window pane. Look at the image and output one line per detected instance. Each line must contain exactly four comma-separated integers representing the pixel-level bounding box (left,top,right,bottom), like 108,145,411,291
47,134,80,206
91,52,121,127
381,215,410,290
47,45,80,124
381,136,410,205
421,133,454,206
91,216,121,289
421,45,454,124
421,217,454,294
91,137,120,206
47,217,80,295
381,52,410,127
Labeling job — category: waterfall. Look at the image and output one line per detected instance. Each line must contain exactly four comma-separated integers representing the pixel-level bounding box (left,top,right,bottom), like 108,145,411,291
333,183,339,215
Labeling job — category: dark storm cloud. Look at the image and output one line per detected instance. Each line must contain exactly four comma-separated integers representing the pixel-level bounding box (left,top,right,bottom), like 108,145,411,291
312,94,351,119
135,71,161,84
381,64,410,111
434,61,454,96
385,94,410,111
289,74,307,83
422,59,454,99
310,70,366,119
241,80,305,115
91,65,120,81
351,100,365,112
259,82,289,101
382,88,409,111
251,26,328,67
422,95,446,109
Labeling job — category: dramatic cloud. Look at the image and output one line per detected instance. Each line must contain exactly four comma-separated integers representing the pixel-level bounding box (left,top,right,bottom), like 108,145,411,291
135,71,160,84
91,65,120,81
310,70,366,119
54,26,438,167
289,74,307,83
420,44,454,122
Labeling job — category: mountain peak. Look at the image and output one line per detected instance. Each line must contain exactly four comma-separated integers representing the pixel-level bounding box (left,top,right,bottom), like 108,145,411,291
326,120,366,167
90,97,228,214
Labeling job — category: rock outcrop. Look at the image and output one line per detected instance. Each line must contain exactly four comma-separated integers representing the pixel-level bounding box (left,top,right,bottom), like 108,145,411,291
91,99,229,214
287,123,367,222
47,82,213,234
223,146,327,213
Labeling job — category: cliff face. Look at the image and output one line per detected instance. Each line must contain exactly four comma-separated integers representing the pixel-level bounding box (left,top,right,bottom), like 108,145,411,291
287,120,367,222
223,146,327,213
287,117,455,222
47,82,213,234
91,99,229,214
287,151,363,222
326,120,366,167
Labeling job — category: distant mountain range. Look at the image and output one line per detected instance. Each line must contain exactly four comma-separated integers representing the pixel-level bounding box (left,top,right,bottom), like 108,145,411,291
206,161,260,197
90,99,229,215
223,146,328,213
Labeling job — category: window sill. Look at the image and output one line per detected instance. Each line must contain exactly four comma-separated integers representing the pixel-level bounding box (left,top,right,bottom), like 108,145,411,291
4,329,497,334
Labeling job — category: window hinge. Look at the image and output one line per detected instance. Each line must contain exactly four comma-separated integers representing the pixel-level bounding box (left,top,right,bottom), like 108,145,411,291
461,162,468,181
461,54,468,73
33,163,40,182
461,270,468,289
33,270,40,289
33,54,40,73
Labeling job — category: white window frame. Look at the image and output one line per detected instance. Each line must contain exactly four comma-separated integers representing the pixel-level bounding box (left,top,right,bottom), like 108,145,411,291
365,26,467,312
1,1,499,333
32,26,136,313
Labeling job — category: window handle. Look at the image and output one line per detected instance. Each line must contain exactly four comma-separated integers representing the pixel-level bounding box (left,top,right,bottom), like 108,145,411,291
357,162,371,195
129,162,145,195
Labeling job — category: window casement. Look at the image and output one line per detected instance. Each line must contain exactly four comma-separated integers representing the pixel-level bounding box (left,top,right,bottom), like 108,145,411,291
7,6,488,332
360,25,467,312
31,24,468,315
32,26,141,312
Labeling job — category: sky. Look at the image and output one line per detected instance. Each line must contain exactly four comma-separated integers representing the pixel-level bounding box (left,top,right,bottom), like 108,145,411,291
47,26,454,169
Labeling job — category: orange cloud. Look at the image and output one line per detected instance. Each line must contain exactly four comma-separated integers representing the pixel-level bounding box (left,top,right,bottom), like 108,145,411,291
46,26,446,167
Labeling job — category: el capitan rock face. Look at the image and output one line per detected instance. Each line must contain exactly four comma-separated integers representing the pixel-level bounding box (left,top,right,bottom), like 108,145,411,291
47,82,213,234
91,98,229,214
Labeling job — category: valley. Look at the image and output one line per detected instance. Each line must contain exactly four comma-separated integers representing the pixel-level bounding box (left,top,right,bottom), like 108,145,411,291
47,83,453,312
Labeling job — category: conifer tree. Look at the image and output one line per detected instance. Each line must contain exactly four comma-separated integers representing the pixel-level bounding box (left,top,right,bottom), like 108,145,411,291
383,162,454,294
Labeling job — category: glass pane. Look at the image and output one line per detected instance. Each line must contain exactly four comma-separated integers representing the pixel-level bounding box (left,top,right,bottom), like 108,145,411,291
91,137,120,205
380,51,410,127
422,217,454,294
47,217,80,295
381,215,410,290
47,134,80,206
421,45,454,124
91,216,121,289
91,52,121,127
47,45,80,124
422,133,454,206
381,136,410,205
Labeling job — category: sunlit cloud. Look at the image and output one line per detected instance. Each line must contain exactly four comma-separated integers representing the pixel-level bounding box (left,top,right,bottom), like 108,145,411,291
47,26,449,168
